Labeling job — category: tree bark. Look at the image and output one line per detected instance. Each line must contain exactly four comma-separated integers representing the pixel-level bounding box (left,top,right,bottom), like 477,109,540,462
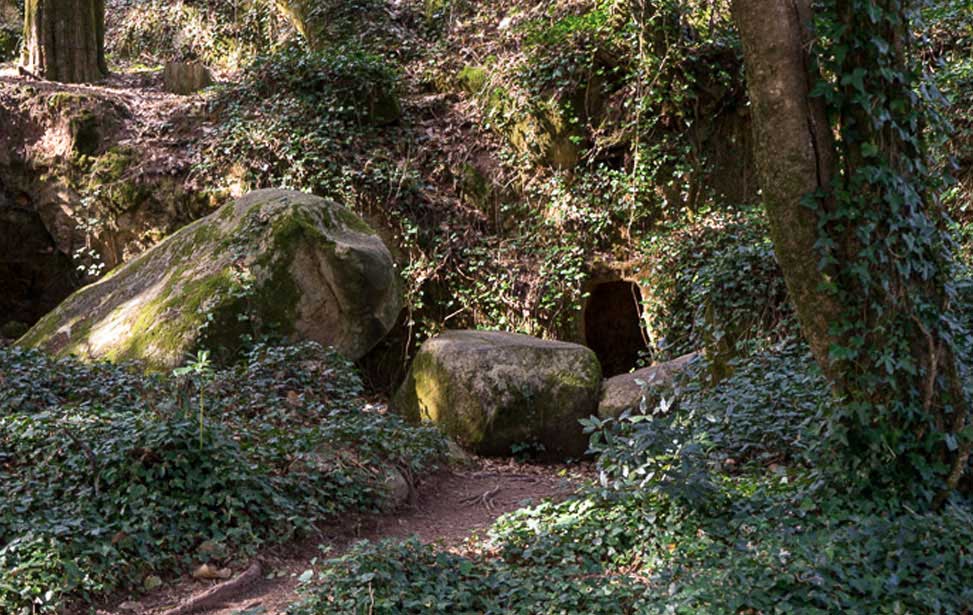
22,0,106,83
733,0,970,502
730,0,843,380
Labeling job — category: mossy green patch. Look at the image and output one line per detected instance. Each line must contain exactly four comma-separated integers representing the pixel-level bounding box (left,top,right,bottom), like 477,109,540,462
457,65,489,95
333,205,376,234
397,349,487,445
0,26,18,62
46,92,90,111
89,147,134,181
85,146,146,213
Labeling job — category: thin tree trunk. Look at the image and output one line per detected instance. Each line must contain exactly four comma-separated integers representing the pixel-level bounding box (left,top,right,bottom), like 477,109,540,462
23,0,106,83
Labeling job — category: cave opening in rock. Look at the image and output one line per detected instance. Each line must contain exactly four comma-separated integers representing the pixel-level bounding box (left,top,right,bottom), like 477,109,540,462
583,280,647,377
0,196,79,334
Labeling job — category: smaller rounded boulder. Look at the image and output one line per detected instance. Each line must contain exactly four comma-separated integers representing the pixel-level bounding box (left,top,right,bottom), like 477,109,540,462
598,352,698,419
394,330,602,459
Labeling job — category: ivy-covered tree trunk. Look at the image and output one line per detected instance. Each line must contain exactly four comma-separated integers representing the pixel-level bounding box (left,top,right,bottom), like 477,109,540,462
733,0,970,505
22,0,107,83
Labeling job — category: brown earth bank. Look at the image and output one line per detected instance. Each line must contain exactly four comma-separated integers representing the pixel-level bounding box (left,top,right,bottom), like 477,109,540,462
0,63,218,329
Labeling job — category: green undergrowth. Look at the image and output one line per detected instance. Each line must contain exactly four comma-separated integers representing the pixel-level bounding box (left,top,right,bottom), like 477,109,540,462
107,0,288,70
193,40,402,204
638,208,797,369
289,343,973,614
0,343,446,613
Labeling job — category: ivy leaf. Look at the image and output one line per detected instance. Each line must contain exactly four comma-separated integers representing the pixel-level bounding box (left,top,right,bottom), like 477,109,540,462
841,68,868,94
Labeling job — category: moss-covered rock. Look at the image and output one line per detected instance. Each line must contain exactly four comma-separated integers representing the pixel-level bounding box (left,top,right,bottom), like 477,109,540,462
457,65,489,95
19,189,401,368
393,330,601,459
597,352,698,419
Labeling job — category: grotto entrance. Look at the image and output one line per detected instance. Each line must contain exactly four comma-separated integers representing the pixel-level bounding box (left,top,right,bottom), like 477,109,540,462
0,193,78,334
583,280,648,377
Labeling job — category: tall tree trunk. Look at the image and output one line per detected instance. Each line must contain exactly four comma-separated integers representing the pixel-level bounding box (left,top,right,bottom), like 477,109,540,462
733,0,969,503
731,0,843,380
23,0,106,83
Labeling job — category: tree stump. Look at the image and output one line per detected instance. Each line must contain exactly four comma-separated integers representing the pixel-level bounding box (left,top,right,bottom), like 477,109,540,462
163,62,213,95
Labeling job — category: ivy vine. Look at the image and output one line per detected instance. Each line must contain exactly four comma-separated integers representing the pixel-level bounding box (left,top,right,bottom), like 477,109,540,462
808,0,970,503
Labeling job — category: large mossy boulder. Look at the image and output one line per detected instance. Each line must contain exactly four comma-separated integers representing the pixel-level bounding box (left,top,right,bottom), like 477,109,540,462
394,330,602,459
19,189,401,368
598,352,698,419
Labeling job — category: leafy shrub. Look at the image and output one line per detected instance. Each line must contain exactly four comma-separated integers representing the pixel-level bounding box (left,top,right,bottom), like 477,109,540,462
590,342,826,483
289,537,646,614
0,343,445,613
640,208,797,363
193,41,401,202
489,489,973,614
517,4,620,99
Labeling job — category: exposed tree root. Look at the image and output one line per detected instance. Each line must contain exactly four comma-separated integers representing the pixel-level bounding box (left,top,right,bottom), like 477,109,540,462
158,560,262,615
460,484,501,511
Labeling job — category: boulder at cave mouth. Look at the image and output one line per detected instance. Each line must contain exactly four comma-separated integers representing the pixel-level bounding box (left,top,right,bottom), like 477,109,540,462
19,189,401,369
598,352,699,419
393,330,602,459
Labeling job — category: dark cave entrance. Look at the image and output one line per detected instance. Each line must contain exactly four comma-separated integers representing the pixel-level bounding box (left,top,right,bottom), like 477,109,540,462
583,280,647,377
0,195,78,334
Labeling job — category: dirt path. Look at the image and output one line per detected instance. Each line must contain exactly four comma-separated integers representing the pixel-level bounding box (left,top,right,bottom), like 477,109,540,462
98,459,585,615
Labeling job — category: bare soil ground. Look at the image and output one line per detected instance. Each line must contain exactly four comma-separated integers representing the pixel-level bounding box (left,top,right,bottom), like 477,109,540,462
0,62,209,168
94,458,587,615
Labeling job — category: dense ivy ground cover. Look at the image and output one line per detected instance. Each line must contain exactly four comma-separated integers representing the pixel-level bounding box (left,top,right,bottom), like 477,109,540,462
193,40,403,202
290,346,973,614
0,343,445,613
